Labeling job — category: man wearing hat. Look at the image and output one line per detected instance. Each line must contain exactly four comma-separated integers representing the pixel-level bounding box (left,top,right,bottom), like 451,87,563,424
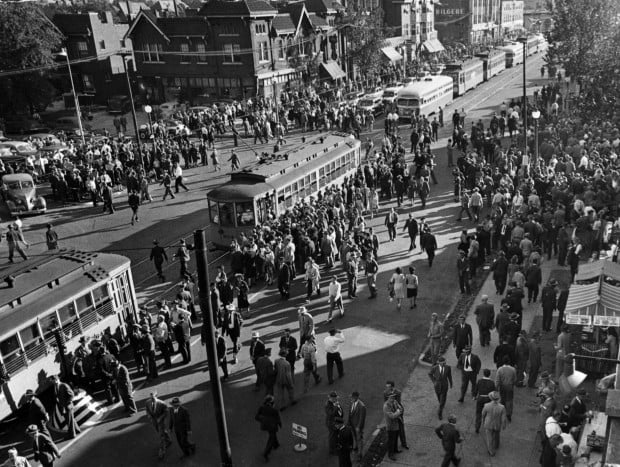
495,302,511,342
541,279,558,332
250,330,266,388
491,250,509,295
274,349,297,410
504,312,521,348
481,391,507,456
169,397,195,457
22,389,50,438
474,369,496,433
434,414,462,466
452,314,472,359
279,328,298,374
26,425,60,467
495,356,517,422
474,295,495,347
173,239,191,279
383,392,403,461
140,325,158,380
527,332,543,388
150,240,168,282
428,314,444,363
325,392,344,455
456,250,471,295
429,356,453,420
567,388,588,429
348,391,367,460
145,391,171,459
457,345,481,403
255,395,282,462
111,359,137,415
50,375,80,440
297,307,315,358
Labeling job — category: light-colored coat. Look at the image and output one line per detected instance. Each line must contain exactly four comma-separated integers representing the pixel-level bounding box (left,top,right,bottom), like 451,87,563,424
481,401,507,431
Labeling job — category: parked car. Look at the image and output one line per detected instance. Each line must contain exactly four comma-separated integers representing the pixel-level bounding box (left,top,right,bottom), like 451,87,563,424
0,140,38,158
1,173,47,216
139,120,190,139
357,96,385,116
24,133,62,145
364,86,384,99
107,95,137,114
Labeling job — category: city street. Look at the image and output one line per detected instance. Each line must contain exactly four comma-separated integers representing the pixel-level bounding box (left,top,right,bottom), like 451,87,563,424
0,53,547,467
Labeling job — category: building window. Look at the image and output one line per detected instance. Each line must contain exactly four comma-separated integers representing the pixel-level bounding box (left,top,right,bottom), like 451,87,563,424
82,74,95,91
196,42,207,63
142,43,162,62
277,40,285,60
258,42,269,62
223,43,240,63
76,41,89,58
255,23,267,35
99,40,106,50
180,42,190,63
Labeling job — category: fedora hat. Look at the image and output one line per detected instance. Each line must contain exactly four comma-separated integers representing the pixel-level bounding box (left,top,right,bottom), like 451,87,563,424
489,391,500,401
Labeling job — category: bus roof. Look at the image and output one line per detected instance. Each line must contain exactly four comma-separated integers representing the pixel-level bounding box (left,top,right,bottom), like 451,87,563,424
499,42,523,52
443,57,482,71
0,250,130,331
220,132,358,184
398,75,453,98
475,49,506,59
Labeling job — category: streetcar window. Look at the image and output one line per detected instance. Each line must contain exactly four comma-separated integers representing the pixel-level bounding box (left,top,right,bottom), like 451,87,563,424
39,312,59,339
0,335,20,359
236,202,255,226
218,202,234,227
208,200,220,224
19,324,40,347
91,285,110,307
60,301,80,326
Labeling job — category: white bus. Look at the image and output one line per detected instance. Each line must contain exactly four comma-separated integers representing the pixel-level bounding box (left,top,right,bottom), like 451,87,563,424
499,42,524,68
396,76,454,121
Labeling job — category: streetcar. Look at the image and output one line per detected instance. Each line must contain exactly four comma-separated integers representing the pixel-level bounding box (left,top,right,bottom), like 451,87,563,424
499,42,524,68
526,35,541,55
207,132,361,249
442,57,485,96
395,75,454,121
0,250,137,420
475,49,507,82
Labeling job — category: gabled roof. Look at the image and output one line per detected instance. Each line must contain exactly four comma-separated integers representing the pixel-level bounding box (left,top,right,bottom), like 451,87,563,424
53,13,94,36
279,2,313,35
115,1,149,22
303,0,343,14
199,0,277,17
157,16,209,36
124,9,170,42
308,12,328,28
272,13,296,34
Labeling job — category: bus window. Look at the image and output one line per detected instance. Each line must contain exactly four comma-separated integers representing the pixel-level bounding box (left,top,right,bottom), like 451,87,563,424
319,168,325,187
0,334,21,368
236,201,255,226
20,324,42,361
91,285,110,308
218,202,234,227
208,200,220,224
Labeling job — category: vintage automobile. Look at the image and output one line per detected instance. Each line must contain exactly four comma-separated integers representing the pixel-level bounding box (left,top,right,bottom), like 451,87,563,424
1,173,47,216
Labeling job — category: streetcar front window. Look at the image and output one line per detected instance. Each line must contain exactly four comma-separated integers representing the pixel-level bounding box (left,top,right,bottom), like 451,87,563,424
236,201,255,226
218,202,234,227
208,199,220,224
0,334,20,363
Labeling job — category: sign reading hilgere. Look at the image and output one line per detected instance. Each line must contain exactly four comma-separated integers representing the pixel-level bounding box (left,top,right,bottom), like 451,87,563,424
292,423,307,440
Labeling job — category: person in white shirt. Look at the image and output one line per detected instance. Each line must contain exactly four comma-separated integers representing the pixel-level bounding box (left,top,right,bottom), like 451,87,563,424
544,411,563,439
173,162,189,193
1,448,31,467
324,329,345,384
327,276,343,322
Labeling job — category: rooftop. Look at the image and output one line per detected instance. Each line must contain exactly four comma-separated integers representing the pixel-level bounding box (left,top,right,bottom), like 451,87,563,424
200,0,277,17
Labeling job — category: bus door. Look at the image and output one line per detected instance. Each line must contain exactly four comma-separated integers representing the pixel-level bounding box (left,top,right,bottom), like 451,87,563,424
109,271,135,330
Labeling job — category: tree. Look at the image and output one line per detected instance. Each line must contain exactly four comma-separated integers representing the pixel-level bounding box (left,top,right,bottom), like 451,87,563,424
339,8,386,86
0,3,63,116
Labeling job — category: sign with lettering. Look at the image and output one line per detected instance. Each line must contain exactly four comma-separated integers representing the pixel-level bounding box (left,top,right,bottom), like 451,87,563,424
435,0,469,24
292,423,307,440
593,315,620,327
565,314,592,326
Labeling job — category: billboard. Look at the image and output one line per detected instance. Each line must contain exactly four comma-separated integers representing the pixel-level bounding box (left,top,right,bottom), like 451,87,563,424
435,0,471,25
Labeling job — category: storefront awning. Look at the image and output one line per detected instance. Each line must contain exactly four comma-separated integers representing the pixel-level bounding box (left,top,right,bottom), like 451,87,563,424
381,46,402,63
575,260,620,282
256,67,297,81
320,61,346,80
422,39,445,54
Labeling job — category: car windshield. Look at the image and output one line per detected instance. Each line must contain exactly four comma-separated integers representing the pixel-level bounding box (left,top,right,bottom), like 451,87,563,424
20,180,34,189
6,182,21,190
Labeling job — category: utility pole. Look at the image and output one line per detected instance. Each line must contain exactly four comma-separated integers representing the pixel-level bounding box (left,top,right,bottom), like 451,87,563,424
194,230,233,467
118,49,144,166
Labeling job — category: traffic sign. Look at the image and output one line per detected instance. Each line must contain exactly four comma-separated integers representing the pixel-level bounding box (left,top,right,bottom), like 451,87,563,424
292,423,307,440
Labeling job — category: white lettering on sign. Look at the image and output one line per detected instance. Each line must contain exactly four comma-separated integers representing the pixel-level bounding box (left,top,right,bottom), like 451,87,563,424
437,8,465,15
565,314,592,326
292,423,308,440
593,315,620,327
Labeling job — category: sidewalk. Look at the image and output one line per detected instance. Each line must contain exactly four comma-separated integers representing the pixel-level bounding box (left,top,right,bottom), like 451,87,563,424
379,257,564,467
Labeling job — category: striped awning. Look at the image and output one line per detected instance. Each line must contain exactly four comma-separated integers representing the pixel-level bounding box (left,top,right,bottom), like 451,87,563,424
381,47,402,63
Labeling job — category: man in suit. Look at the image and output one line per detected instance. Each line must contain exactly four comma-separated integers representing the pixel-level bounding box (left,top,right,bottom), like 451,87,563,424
503,313,521,348
515,330,530,387
50,375,80,440
169,397,195,457
250,331,266,388
274,349,297,410
26,424,61,467
457,345,481,403
429,356,453,420
111,360,137,415
493,337,516,368
567,388,588,429
297,307,315,356
278,328,298,374
481,391,507,456
348,391,366,460
213,329,229,380
383,381,409,451
527,332,542,388
255,395,282,462
384,207,398,241
145,391,171,459
434,414,462,467
23,389,50,437
173,314,191,364
474,369,496,433
452,315,472,358
383,392,403,461
495,356,517,422
325,392,344,455
541,279,558,332
474,295,495,347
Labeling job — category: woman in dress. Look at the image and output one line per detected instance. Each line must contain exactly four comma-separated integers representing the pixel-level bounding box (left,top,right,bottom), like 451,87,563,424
389,267,407,311
405,266,419,309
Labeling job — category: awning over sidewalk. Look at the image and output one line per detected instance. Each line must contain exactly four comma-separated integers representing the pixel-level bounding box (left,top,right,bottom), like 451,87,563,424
381,46,402,63
575,260,620,282
319,61,346,80
422,38,445,54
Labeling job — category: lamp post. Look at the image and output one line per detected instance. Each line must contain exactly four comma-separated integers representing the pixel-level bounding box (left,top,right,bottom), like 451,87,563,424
144,104,153,138
58,48,86,147
517,36,528,158
118,49,143,167
532,109,540,169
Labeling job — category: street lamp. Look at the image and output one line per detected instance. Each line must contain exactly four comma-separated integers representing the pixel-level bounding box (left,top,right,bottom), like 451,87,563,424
57,48,86,146
532,109,540,169
118,49,143,167
517,36,528,158
144,104,153,136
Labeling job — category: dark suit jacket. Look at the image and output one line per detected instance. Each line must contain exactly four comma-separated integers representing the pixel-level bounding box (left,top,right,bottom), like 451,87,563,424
278,335,298,362
435,423,462,452
474,378,496,399
429,364,453,393
27,397,49,425
255,405,281,432
32,432,60,464
250,339,266,362
457,352,481,375
474,303,495,329
348,400,367,431
169,406,191,434
453,324,473,348
174,320,191,342
216,335,227,360
56,382,74,409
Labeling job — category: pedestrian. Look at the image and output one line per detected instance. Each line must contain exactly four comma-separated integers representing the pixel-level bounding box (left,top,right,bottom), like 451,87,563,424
173,239,191,278
452,314,472,358
212,328,229,380
173,314,191,363
345,251,358,299
429,356,453,420
541,279,558,332
389,267,406,310
250,331,266,389
490,250,509,295
224,305,242,364
145,391,171,459
495,355,517,421
383,392,403,461
211,149,221,171
6,224,29,262
50,375,80,440
324,328,345,384
22,390,50,438
428,313,444,363
474,368,496,433
405,266,419,309
335,417,355,467
110,360,137,415
541,434,563,467
255,395,282,462
101,183,115,214
45,224,58,250
456,250,471,294
325,392,344,455
434,414,463,467
173,162,189,193
228,151,240,171
297,306,315,354
169,397,195,457
474,295,495,346
328,276,344,322
26,425,60,467
1,448,31,467
481,391,507,456
128,190,140,225
457,345,481,402
515,330,530,387
161,172,175,200
278,328,298,374
403,213,418,251
384,207,398,241
274,349,297,410
300,335,321,392
365,252,379,298
527,331,542,388
141,325,158,380
348,391,366,460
